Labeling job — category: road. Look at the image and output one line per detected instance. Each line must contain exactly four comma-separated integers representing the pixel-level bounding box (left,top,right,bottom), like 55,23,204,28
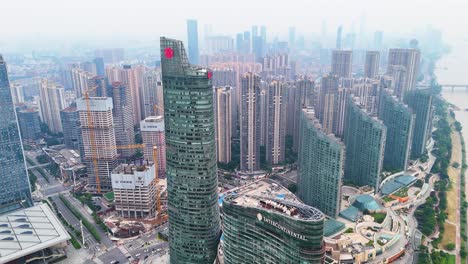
122,224,169,262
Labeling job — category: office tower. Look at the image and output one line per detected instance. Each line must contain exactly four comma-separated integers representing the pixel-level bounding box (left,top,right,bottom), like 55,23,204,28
288,26,296,49
236,33,244,53
344,97,386,191
0,55,33,213
17,108,41,142
76,97,118,192
242,31,251,53
140,116,166,178
331,50,352,78
214,87,232,163
160,37,220,263
142,70,164,118
60,106,82,151
387,65,408,100
205,36,234,54
93,57,105,77
387,48,421,91
317,74,339,134
298,109,344,218
260,25,267,42
94,48,124,63
379,90,415,171
251,25,258,38
111,163,157,219
404,89,433,158
252,36,264,60
39,80,65,133
336,25,343,49
364,51,380,78
374,31,384,50
222,179,325,263
187,19,200,65
240,72,262,172
111,82,135,158
266,81,286,164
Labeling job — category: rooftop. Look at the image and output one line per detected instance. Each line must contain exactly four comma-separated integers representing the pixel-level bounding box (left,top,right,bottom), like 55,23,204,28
0,203,70,263
223,179,324,221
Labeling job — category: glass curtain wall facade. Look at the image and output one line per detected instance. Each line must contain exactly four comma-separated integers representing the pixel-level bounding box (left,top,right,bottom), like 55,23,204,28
160,37,220,264
0,55,33,214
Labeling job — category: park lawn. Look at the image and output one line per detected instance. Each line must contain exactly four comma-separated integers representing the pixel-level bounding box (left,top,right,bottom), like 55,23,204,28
440,222,457,249
370,212,386,224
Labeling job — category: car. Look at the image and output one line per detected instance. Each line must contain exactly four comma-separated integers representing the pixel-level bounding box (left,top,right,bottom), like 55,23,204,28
144,256,149,260
110,261,119,264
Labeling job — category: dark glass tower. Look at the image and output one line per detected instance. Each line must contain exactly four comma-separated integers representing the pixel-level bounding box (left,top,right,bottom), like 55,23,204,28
0,55,33,214
160,37,220,263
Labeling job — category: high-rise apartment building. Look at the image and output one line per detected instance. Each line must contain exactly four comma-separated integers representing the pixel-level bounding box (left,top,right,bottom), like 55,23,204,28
93,57,105,77
160,37,220,263
259,86,268,146
379,89,415,171
364,51,380,78
331,50,352,78
111,82,135,158
0,55,33,213
140,116,166,178
404,89,433,158
240,72,262,172
317,74,339,134
187,19,200,65
344,97,386,191
298,109,344,218
333,81,352,138
266,81,286,164
387,48,421,91
17,108,41,142
39,79,65,133
142,70,164,118
387,65,408,100
76,97,118,192
214,87,232,163
222,179,325,263
94,48,124,63
60,106,82,151
111,164,157,219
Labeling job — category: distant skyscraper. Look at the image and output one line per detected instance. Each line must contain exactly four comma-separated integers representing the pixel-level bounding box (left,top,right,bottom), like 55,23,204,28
243,31,251,53
187,19,200,65
331,50,352,78
288,26,296,49
374,31,384,50
39,79,66,133
236,33,244,53
336,25,343,49
142,70,164,118
240,72,262,172
222,179,325,263
344,97,386,191
387,48,421,91
364,51,380,78
379,89,415,171
17,108,41,142
214,87,232,164
160,37,220,263
0,55,33,213
333,82,352,138
93,57,105,77
111,82,135,158
317,74,339,134
94,48,124,63
298,109,344,218
61,106,82,151
251,25,258,38
77,97,118,192
404,89,433,158
260,25,267,42
140,116,166,178
266,80,286,164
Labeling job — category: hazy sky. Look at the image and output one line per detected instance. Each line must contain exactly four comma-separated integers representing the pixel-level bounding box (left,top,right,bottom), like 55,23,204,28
1,0,467,49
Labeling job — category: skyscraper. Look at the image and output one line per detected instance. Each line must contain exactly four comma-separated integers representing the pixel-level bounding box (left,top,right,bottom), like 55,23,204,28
344,96,386,191
387,48,421,91
142,70,164,118
111,82,135,158
93,57,105,77
39,79,66,133
77,97,118,192
336,25,343,49
0,55,33,214
404,89,433,158
17,108,41,142
373,31,384,50
140,116,166,178
288,26,296,49
214,86,232,164
160,37,220,263
222,179,325,263
60,106,82,151
266,80,286,164
317,74,339,134
364,51,380,78
298,109,344,218
240,72,262,172
387,65,408,100
187,19,200,65
379,89,415,171
331,50,352,78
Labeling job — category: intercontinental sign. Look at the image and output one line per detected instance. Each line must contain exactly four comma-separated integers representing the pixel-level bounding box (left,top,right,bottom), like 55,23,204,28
257,213,307,241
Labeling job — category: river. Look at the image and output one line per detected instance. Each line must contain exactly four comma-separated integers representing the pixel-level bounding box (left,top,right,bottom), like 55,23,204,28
438,39,468,154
